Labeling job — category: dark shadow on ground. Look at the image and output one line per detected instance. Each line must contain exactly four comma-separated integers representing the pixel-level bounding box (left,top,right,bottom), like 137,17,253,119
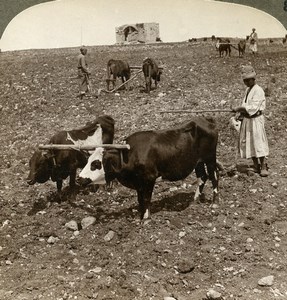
28,189,208,221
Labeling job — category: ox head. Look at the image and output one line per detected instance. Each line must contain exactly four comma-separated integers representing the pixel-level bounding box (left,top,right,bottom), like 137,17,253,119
27,150,52,185
78,148,122,187
78,147,106,186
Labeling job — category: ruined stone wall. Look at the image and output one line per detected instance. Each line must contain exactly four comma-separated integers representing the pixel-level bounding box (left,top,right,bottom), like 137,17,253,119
115,23,160,44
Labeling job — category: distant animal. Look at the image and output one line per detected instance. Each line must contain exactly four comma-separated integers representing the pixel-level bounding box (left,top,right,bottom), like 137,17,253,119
27,115,115,197
142,57,162,93
217,38,231,57
106,59,131,91
238,40,246,57
188,38,197,42
283,38,286,44
78,117,219,219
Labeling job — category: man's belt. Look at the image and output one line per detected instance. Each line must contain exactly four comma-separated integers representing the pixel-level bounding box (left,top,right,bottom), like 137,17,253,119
246,111,262,118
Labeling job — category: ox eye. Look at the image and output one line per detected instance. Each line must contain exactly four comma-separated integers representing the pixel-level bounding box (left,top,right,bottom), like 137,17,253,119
90,160,102,171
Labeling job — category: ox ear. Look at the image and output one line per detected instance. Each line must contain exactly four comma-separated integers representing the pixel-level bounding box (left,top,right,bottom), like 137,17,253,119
183,121,197,137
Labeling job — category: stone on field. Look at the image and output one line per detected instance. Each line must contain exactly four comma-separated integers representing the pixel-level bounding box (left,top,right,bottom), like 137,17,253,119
81,216,96,229
65,220,78,231
177,259,195,274
104,230,115,242
258,275,274,286
206,288,222,299
47,236,58,244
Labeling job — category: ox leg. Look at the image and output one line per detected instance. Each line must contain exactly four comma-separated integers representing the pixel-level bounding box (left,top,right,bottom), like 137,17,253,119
112,76,116,90
194,162,208,203
147,77,151,93
122,76,128,90
106,79,110,91
68,169,77,201
145,75,151,93
56,180,63,202
137,183,155,220
206,161,219,203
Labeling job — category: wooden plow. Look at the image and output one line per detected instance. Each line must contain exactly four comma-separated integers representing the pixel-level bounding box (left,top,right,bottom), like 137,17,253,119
100,65,164,94
216,42,239,51
38,144,130,151
130,66,164,70
101,69,142,94
159,109,234,114
229,44,239,51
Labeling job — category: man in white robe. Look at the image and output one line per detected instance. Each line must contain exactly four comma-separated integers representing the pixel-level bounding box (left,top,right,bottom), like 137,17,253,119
249,28,258,55
232,65,269,177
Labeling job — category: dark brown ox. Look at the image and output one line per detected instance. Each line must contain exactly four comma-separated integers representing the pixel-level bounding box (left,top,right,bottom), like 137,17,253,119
216,38,231,57
27,115,115,197
106,59,131,91
78,117,219,219
142,57,162,93
238,40,246,57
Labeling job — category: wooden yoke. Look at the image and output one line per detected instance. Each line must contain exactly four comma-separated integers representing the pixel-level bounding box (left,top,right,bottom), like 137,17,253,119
39,144,131,151
159,109,234,114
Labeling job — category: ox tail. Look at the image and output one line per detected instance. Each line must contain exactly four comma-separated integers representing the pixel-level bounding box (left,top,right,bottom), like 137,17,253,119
126,63,131,80
107,63,112,79
106,61,115,90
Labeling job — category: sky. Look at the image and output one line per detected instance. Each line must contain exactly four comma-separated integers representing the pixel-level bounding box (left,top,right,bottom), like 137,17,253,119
0,0,286,51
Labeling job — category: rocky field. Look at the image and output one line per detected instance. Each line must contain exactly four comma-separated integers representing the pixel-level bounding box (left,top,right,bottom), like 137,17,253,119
0,39,287,300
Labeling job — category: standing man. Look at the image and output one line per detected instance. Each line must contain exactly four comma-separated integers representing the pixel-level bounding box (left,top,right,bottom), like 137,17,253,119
232,65,269,177
77,46,91,99
249,28,258,55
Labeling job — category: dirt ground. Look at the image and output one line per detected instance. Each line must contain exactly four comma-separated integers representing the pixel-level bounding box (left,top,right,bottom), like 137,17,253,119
0,39,287,300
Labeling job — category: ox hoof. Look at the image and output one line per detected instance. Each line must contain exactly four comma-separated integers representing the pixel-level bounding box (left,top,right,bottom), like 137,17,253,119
194,193,205,204
143,219,152,226
212,193,220,204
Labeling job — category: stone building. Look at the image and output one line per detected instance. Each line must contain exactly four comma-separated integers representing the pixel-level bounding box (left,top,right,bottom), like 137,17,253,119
115,23,160,44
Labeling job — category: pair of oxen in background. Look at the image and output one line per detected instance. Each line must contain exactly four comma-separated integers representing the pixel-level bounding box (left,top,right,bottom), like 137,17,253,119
106,58,162,93
216,38,246,57
28,115,219,220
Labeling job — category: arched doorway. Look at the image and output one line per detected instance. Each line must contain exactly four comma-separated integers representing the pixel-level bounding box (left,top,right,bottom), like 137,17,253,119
123,26,138,41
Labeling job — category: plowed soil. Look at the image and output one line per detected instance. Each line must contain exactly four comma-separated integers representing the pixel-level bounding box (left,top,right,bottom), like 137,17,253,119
0,40,287,300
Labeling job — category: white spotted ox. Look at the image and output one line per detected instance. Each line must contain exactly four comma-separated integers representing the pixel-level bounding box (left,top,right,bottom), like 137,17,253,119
79,117,219,219
27,115,115,196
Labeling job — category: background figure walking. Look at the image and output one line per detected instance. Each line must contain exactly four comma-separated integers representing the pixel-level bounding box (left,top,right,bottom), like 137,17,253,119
232,65,269,177
77,46,91,99
249,28,258,55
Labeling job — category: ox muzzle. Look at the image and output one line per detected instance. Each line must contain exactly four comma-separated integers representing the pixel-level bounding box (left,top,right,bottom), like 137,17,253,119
26,173,36,185
77,177,92,187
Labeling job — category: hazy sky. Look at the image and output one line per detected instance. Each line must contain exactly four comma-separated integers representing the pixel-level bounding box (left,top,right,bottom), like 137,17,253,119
0,0,286,51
